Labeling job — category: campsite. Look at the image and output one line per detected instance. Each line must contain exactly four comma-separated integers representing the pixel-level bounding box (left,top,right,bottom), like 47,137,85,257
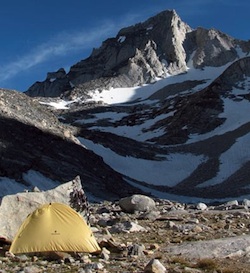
1,178,250,272
9,203,100,255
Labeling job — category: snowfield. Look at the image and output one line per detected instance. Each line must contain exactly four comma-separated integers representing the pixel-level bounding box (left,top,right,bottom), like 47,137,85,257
79,137,206,188
2,60,250,203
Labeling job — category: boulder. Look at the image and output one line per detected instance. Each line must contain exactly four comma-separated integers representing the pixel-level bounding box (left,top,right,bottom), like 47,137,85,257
144,258,167,273
196,202,207,211
119,195,156,213
243,199,250,208
127,243,145,257
108,221,147,233
0,178,81,240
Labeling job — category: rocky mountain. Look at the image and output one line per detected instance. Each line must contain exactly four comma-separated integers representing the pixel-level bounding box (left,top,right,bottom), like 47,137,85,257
25,10,249,98
2,9,250,202
0,89,140,200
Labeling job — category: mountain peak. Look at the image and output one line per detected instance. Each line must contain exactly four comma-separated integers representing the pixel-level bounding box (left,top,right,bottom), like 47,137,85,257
117,9,185,37
3,9,250,202
26,9,193,98
25,9,250,99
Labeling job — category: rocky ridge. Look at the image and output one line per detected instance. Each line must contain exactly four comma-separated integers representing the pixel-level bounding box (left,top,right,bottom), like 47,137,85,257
25,10,250,98
0,89,140,200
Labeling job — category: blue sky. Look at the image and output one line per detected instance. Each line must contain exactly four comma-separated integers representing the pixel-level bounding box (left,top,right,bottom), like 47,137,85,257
0,0,249,92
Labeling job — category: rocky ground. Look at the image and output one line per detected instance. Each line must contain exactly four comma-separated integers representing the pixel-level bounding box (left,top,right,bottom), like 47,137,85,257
1,195,250,272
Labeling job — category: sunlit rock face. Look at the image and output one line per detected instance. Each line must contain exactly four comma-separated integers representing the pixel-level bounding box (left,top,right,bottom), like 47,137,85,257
25,9,250,99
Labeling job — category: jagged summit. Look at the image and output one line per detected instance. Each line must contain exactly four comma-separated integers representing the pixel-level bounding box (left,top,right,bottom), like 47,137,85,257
26,9,191,97
114,9,191,71
25,9,250,99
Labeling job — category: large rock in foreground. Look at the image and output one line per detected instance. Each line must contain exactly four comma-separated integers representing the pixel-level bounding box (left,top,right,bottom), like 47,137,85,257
119,194,156,213
0,179,77,240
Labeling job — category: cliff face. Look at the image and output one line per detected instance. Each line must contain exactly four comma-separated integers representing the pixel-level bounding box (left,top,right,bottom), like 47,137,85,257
25,9,250,98
189,27,240,68
67,10,191,87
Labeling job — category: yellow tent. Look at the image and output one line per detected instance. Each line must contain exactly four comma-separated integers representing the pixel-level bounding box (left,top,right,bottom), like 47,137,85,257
9,202,101,254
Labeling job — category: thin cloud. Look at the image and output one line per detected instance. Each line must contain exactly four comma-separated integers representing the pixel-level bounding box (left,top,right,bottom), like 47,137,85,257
0,8,173,85
0,10,148,87
0,21,118,83
4,1,243,86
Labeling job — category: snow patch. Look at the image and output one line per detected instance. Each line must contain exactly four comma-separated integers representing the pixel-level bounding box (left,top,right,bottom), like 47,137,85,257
78,137,206,187
0,171,60,198
39,99,77,109
86,64,232,105
126,177,250,204
75,111,128,124
22,170,60,190
146,25,153,31
0,177,28,197
198,132,250,188
89,111,175,142
118,36,126,43
188,95,250,144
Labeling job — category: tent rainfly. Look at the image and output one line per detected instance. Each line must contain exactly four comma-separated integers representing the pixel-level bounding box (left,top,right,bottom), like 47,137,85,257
9,202,101,254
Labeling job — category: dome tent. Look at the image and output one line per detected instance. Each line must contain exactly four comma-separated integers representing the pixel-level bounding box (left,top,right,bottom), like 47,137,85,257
9,202,100,254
